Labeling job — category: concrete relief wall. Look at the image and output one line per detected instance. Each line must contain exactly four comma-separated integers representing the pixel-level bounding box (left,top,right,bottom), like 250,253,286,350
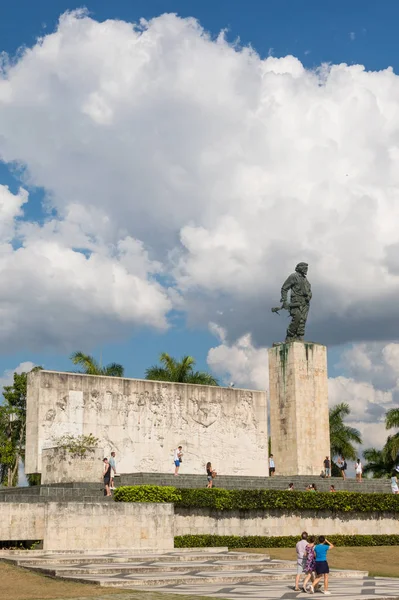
26,371,268,476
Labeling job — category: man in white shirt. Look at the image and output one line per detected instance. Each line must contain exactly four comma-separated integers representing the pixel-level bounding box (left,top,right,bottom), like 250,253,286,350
295,531,308,591
174,446,183,475
269,454,276,476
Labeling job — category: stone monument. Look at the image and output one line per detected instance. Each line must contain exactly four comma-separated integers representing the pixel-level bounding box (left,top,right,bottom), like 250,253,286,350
269,263,330,475
25,370,268,477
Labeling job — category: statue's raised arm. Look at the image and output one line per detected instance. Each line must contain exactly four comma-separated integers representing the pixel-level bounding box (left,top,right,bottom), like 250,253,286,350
271,262,311,342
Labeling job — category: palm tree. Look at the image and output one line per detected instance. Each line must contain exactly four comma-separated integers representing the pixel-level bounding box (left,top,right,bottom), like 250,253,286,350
363,439,397,478
385,409,399,460
70,352,124,377
329,402,362,460
145,353,219,386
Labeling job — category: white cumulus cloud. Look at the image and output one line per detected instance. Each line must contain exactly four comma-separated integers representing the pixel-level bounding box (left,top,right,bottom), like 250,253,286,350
1,12,399,351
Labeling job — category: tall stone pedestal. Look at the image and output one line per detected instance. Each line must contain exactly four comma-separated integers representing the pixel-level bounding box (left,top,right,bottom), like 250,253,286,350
268,342,330,476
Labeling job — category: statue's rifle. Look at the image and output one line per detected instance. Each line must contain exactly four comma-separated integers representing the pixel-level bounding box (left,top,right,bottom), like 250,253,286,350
271,302,300,315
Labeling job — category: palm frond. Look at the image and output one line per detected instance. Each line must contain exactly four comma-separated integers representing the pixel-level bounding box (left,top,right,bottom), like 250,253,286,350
386,408,399,430
104,363,124,377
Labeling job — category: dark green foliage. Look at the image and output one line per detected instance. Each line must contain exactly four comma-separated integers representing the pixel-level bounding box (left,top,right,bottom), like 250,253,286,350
116,485,399,513
0,367,42,486
114,485,182,503
70,351,124,377
329,402,362,460
145,353,218,386
175,534,399,548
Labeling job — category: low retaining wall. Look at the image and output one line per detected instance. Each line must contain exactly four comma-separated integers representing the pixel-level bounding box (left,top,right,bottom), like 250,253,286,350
0,502,174,551
41,447,104,484
175,508,399,537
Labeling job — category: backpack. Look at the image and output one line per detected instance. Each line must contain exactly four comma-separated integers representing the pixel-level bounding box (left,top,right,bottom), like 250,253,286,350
343,460,347,470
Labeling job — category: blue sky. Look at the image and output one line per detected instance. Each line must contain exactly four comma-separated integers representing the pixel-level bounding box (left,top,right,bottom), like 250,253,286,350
1,0,399,386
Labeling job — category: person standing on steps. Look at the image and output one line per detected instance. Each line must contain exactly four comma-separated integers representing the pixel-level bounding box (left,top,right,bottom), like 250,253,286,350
355,458,363,482
109,451,117,490
338,456,347,480
173,445,183,475
294,531,308,591
308,536,334,595
323,456,331,478
391,471,399,494
102,458,112,497
269,454,276,476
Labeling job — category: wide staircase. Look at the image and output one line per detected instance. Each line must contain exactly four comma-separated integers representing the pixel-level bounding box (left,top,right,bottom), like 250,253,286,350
2,548,367,589
119,473,391,493
0,482,108,503
0,473,391,502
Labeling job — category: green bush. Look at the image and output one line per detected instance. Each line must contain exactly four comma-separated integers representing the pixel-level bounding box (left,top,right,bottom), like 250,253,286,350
175,534,399,548
115,485,399,513
176,488,399,513
114,485,182,503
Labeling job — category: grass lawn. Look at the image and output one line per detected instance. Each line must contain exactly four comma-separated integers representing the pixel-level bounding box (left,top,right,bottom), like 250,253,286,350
0,561,203,600
235,546,399,578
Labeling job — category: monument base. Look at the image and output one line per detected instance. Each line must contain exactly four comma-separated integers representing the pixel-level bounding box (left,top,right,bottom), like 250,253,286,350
268,341,330,476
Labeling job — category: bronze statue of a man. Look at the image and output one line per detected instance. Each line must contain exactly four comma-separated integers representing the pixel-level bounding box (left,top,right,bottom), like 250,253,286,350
272,262,312,342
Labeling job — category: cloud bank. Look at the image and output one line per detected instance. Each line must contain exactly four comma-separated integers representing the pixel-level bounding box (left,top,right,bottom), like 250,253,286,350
1,11,399,358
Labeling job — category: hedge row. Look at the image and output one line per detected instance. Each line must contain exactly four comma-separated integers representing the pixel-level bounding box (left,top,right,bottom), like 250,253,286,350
114,485,399,513
175,534,399,548
114,485,181,503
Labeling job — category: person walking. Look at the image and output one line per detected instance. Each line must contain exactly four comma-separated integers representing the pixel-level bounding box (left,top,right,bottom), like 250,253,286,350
355,458,363,482
206,462,217,488
269,454,276,476
173,445,183,475
109,451,117,490
302,536,316,593
103,458,112,497
391,471,399,494
294,531,308,591
338,456,347,480
323,456,331,478
308,536,334,595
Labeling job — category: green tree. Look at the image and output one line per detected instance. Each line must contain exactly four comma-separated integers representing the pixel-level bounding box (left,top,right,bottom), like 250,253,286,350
145,353,219,386
329,402,362,461
0,367,42,486
70,351,124,377
362,444,395,479
385,408,399,460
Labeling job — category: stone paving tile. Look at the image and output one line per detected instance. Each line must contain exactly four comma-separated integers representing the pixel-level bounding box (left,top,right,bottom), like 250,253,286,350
143,577,399,599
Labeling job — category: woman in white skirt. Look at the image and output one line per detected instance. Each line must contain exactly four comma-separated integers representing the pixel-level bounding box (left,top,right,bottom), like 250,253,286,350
391,472,399,494
355,458,363,482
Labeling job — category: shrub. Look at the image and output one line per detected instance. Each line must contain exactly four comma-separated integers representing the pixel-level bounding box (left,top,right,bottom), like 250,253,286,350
175,534,399,548
176,488,399,513
115,485,399,513
51,433,99,458
114,485,182,503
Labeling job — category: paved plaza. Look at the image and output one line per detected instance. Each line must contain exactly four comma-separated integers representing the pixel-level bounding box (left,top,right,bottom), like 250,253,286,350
146,576,399,599
4,548,399,600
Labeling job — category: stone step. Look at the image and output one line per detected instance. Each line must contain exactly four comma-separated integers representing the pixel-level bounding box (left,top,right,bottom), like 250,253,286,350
61,568,368,588
14,551,262,567
27,559,290,576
